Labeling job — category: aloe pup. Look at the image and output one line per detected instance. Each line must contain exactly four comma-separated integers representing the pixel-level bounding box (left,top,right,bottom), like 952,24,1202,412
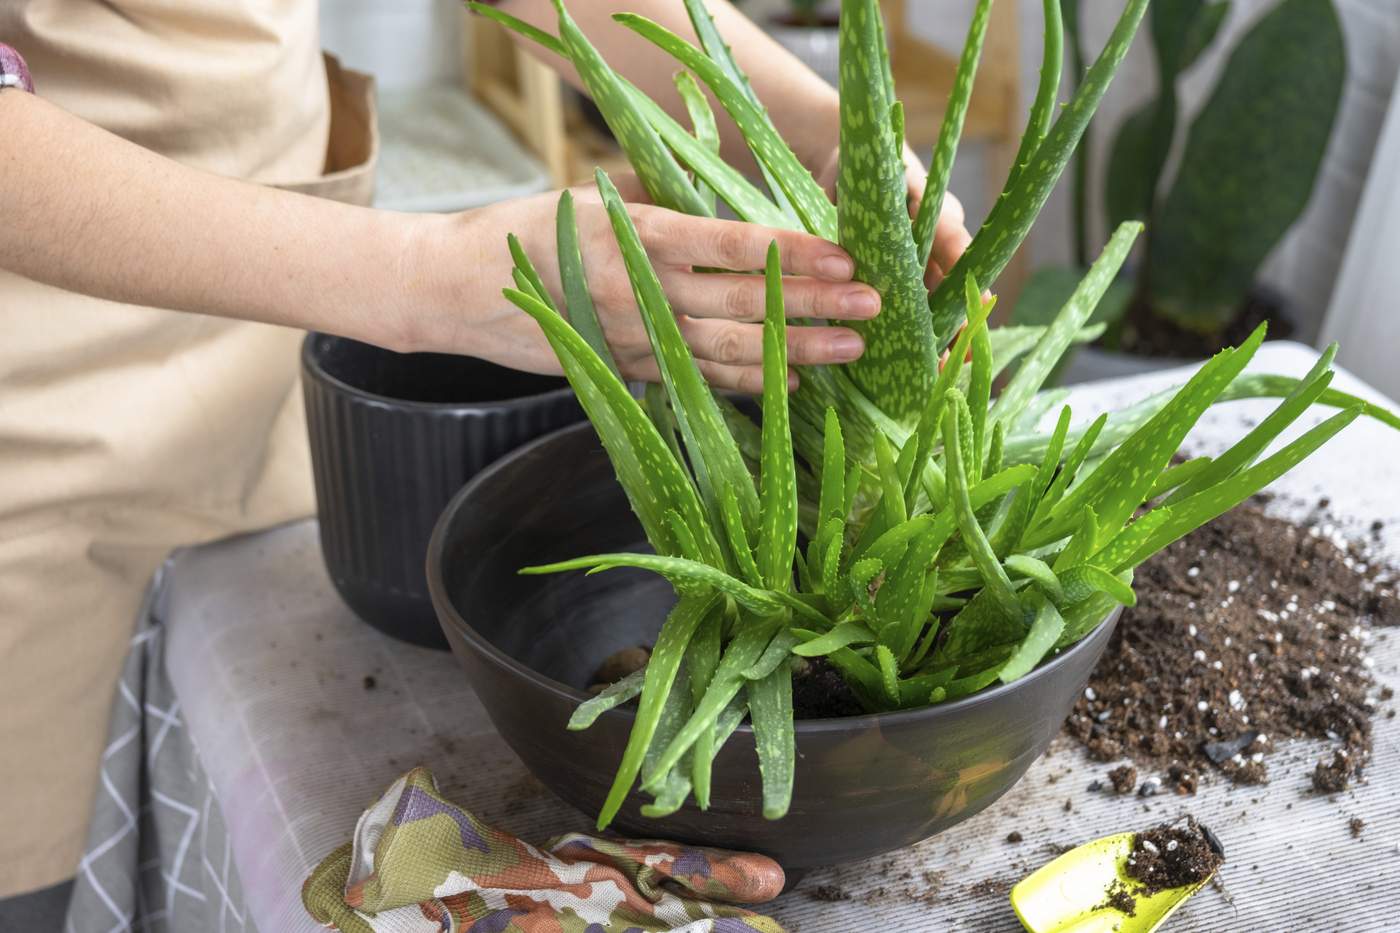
471,0,1396,827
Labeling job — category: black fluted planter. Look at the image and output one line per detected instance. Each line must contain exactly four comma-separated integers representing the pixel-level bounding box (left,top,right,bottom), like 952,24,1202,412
427,422,1121,869
303,334,584,648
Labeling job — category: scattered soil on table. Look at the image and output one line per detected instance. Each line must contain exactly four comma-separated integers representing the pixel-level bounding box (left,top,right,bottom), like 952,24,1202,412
965,877,1014,898
805,883,851,903
1067,503,1397,792
362,675,376,691
1099,880,1138,916
1006,831,1023,844
1349,816,1365,838
1110,288,1294,359
1108,764,1138,795
793,657,864,719
1123,818,1224,896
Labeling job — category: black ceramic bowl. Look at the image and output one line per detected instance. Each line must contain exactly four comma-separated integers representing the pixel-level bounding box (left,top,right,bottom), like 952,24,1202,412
427,422,1119,869
303,334,584,648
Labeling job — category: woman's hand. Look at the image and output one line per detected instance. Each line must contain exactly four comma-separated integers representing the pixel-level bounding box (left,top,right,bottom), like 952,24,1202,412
411,177,883,394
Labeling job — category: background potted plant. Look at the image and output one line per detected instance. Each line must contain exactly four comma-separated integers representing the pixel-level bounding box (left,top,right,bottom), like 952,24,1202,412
1013,0,1346,382
438,0,1395,866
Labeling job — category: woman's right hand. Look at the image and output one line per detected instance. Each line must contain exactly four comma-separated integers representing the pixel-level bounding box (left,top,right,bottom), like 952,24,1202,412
404,176,883,394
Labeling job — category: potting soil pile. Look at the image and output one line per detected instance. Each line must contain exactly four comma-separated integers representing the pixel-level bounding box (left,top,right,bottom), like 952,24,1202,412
1067,501,1398,793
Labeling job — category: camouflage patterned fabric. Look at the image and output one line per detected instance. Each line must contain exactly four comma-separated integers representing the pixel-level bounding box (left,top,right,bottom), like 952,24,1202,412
302,768,787,932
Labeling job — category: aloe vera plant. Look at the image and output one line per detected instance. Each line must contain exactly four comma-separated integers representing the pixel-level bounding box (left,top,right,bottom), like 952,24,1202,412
469,0,1397,828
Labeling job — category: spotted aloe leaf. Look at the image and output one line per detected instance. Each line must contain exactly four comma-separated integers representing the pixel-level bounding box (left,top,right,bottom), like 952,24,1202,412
928,0,1151,346
596,171,761,544
913,0,993,268
614,13,836,239
757,243,797,592
837,0,934,423
749,661,795,819
501,287,717,564
590,593,718,829
550,2,709,215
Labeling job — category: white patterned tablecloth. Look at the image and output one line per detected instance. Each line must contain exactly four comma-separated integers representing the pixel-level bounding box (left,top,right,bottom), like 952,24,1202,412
66,342,1400,932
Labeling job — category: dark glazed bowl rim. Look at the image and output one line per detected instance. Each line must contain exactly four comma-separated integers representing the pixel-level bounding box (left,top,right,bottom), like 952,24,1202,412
427,420,1118,734
301,332,577,413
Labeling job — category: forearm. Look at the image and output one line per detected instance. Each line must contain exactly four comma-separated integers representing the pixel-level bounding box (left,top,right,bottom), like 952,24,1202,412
497,0,841,173
0,90,475,351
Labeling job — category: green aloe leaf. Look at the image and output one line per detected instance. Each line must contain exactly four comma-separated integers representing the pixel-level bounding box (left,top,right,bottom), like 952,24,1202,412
673,70,720,215
758,243,798,592
992,222,1143,428
614,13,836,238
679,0,802,223
503,287,716,563
913,0,994,268
1004,0,1065,192
1149,0,1345,330
997,592,1065,684
549,2,708,215
555,191,618,375
837,0,935,422
591,593,718,829
749,663,795,819
876,644,900,706
928,0,1151,346
522,552,827,624
643,618,781,791
1118,406,1362,569
596,170,760,539
1005,554,1065,604
1164,346,1337,504
719,485,762,586
688,602,725,808
1059,563,1137,605
568,669,646,731
792,622,876,657
901,284,995,504
944,389,1021,619
1036,325,1265,543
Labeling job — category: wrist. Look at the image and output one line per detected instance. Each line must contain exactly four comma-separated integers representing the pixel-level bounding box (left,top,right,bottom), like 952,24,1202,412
389,210,487,355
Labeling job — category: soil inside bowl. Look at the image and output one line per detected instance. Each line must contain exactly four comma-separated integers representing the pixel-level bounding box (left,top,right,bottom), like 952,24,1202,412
315,336,566,404
590,650,864,719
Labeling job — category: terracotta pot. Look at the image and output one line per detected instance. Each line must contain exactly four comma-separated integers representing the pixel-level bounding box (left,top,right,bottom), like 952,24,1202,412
427,421,1120,869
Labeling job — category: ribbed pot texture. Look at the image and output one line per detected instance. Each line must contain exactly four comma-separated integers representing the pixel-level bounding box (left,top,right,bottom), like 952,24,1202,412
303,334,584,648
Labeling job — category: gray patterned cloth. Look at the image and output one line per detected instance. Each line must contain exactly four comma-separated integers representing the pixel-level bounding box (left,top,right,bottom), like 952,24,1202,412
64,566,251,933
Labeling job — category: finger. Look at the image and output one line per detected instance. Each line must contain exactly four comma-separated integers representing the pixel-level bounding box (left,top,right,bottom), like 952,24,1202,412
633,207,856,281
694,359,799,396
657,271,881,323
678,317,865,367
930,223,973,286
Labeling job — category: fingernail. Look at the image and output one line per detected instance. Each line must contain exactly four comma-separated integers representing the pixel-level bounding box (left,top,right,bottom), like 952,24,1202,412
829,330,865,362
818,254,855,280
841,288,881,318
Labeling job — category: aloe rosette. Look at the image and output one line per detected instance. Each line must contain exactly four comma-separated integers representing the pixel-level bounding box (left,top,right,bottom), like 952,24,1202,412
468,0,1398,828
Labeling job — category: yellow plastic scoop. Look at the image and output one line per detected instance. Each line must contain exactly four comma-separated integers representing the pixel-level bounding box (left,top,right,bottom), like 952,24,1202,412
1010,822,1224,933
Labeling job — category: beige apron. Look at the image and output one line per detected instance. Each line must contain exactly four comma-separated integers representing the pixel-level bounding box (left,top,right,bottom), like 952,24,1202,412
0,0,378,896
